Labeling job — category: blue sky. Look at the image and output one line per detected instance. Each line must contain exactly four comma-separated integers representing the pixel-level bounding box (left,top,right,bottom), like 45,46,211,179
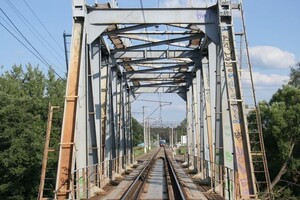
0,0,299,123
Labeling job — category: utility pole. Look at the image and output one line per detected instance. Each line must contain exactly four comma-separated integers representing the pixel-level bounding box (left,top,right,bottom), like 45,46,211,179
148,119,151,150
171,127,174,147
143,106,147,153
147,118,155,150
63,31,71,72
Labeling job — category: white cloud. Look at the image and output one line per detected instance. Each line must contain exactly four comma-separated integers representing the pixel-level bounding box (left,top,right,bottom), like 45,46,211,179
242,71,288,87
252,72,289,86
241,72,289,101
249,46,297,69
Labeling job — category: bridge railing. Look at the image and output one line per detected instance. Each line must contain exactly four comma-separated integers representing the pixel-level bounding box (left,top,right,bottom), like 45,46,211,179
189,154,239,199
70,153,132,199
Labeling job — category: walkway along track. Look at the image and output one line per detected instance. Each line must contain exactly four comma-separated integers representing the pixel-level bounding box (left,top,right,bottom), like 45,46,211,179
120,148,186,200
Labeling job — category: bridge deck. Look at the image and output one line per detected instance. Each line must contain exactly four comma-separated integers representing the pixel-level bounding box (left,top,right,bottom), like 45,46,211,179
91,148,223,200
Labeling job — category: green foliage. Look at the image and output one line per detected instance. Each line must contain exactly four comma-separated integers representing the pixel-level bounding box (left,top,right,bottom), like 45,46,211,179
288,62,300,87
131,118,187,147
133,146,144,158
259,84,300,198
132,117,143,146
177,146,186,155
0,64,65,199
175,118,187,143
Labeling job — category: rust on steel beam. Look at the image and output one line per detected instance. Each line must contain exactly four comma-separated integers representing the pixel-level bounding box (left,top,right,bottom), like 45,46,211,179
55,18,84,199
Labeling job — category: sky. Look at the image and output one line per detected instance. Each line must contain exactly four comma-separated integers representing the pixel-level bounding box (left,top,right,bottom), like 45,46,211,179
0,0,299,123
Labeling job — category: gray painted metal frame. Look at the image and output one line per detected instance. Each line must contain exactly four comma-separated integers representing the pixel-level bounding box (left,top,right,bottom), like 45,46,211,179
54,0,269,199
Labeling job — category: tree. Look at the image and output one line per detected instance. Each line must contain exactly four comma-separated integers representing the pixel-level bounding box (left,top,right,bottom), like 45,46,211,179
259,68,300,198
288,62,300,87
131,117,143,146
0,94,44,199
0,64,65,199
175,118,187,143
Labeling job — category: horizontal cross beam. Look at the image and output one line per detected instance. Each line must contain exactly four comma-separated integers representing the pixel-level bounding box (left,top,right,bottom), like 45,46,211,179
112,34,204,52
131,86,186,93
88,8,218,25
113,50,198,59
125,63,193,73
126,72,190,79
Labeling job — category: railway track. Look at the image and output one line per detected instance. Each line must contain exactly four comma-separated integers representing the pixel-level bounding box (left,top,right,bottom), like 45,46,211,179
120,148,186,200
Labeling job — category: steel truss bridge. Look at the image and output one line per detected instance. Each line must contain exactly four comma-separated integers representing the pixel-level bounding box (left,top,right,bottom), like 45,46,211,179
39,0,273,199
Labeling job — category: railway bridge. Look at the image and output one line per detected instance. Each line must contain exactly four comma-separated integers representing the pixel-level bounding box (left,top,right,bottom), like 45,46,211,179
39,0,272,199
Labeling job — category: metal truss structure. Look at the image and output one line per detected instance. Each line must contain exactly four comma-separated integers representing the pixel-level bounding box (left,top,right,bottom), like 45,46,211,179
52,0,272,199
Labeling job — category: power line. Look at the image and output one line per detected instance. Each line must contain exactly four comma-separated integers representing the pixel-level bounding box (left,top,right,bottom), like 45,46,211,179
135,99,172,104
0,8,50,66
0,21,40,63
0,21,62,78
0,13,19,35
23,0,64,51
0,8,63,78
5,0,65,68
139,0,153,55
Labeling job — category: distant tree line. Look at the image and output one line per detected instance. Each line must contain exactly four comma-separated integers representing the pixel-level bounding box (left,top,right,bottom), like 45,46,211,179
132,118,187,147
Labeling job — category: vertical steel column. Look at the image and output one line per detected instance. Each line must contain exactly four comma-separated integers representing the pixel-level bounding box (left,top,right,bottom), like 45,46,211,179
120,76,127,168
196,68,204,174
112,69,120,172
109,65,117,160
185,88,190,165
89,38,102,167
55,18,84,199
221,48,235,199
201,57,213,168
215,45,224,165
209,42,224,194
87,44,98,167
186,83,194,169
218,0,256,197
191,77,198,169
100,59,109,163
127,91,133,163
198,67,206,173
200,63,210,178
116,72,124,172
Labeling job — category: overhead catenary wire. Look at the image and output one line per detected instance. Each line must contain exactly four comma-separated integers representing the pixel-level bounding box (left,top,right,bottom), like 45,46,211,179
5,0,66,68
0,8,63,78
0,21,42,64
0,14,18,35
139,0,153,58
0,21,62,79
23,0,64,52
0,8,50,67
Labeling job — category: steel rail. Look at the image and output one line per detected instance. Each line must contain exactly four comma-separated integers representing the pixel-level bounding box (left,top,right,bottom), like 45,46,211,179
165,150,186,200
120,148,161,200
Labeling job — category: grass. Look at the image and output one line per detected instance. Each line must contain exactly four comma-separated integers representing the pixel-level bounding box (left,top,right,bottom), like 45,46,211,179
177,146,187,155
133,146,145,158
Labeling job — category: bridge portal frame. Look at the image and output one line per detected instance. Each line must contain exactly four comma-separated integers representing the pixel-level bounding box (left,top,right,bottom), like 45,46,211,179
53,1,271,199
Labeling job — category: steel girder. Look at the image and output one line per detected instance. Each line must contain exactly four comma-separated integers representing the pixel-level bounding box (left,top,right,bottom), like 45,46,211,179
54,0,263,199
55,19,84,199
88,8,217,24
113,50,199,59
